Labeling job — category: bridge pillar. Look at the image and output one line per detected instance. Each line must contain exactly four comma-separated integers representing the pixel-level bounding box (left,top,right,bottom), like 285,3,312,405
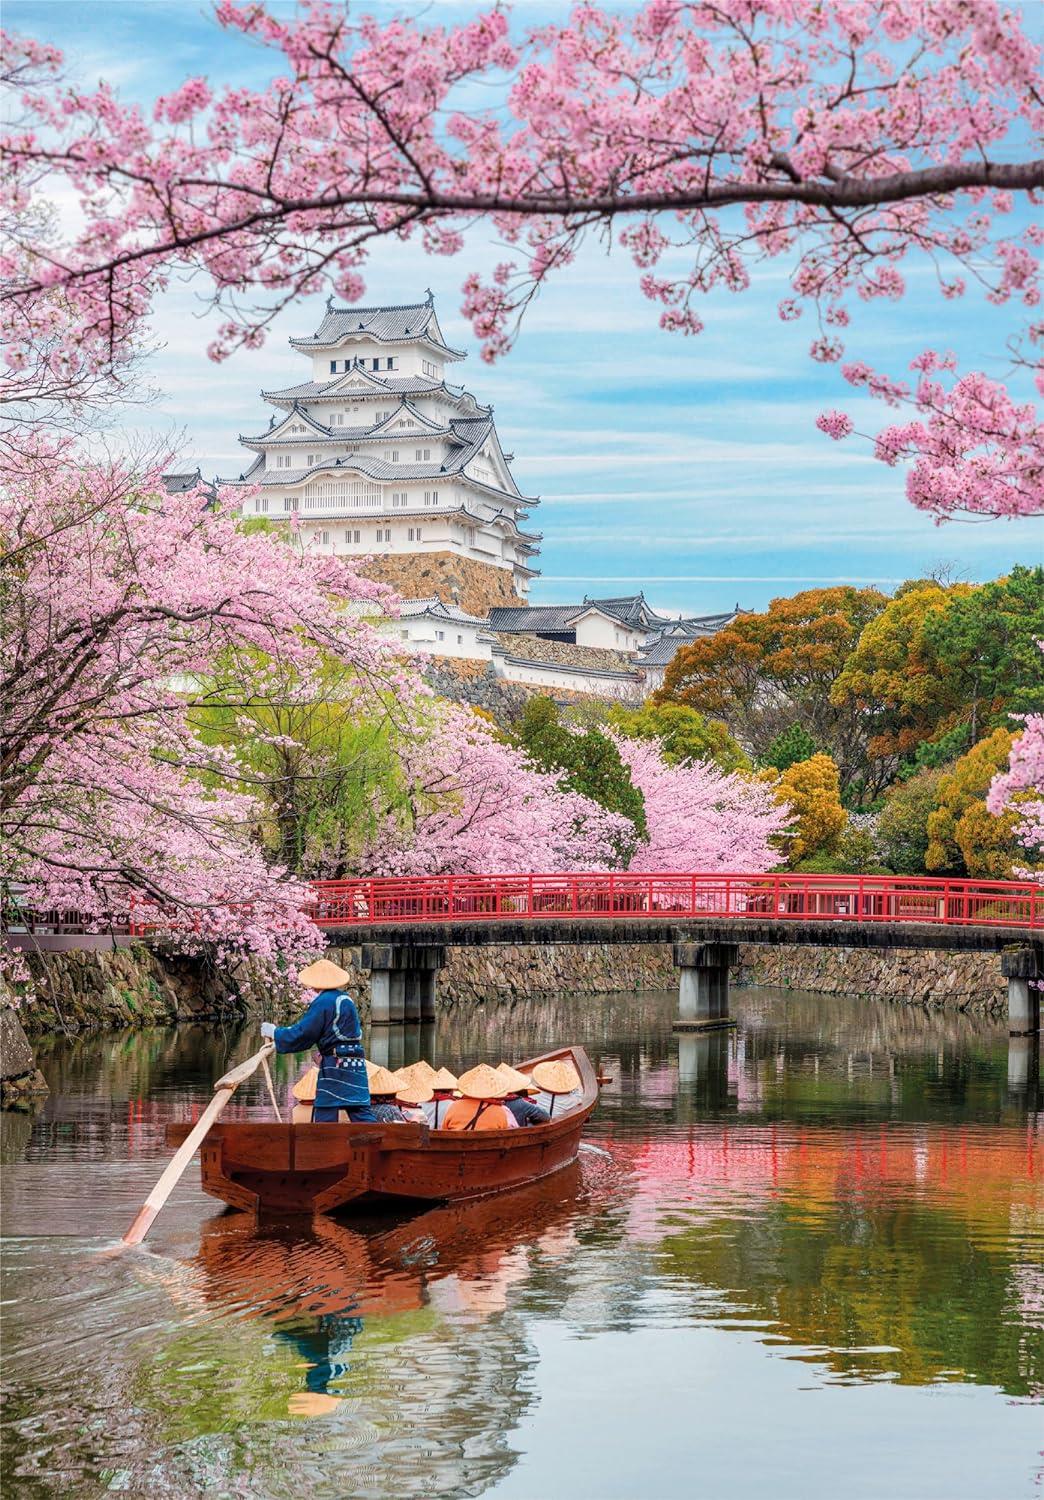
1001,949,1042,1035
361,944,446,1027
388,971,406,1024
673,942,738,1031
403,971,422,1023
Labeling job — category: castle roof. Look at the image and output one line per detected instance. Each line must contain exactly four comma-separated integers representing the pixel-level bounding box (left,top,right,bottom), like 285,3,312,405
398,597,489,626
290,298,465,359
261,373,480,406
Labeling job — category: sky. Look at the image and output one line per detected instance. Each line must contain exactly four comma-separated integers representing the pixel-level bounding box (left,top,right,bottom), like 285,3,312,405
10,0,1043,616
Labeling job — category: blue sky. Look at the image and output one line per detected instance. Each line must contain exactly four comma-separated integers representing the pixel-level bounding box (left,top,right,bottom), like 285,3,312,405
11,0,1042,615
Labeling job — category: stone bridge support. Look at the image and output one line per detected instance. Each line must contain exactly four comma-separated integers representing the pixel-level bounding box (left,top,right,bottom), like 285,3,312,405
673,941,739,1031
361,944,446,1026
1002,948,1042,1036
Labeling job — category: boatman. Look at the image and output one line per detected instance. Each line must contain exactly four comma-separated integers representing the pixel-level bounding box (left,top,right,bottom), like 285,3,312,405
260,959,377,1123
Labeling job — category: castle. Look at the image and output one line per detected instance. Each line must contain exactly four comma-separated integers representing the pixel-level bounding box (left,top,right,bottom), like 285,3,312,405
219,295,737,699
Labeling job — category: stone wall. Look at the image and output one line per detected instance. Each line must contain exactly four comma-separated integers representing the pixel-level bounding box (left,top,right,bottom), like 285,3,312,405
17,944,277,1038
736,944,1006,1011
361,552,522,615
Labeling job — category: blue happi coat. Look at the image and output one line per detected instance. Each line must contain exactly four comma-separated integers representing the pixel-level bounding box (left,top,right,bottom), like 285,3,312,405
273,989,370,1111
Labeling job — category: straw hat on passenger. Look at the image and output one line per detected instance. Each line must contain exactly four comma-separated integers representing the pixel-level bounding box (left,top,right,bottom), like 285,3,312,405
496,1063,539,1095
430,1067,459,1093
298,958,351,990
531,1059,582,1095
395,1078,435,1106
365,1064,401,1097
291,1065,319,1102
397,1060,438,1090
455,1064,510,1101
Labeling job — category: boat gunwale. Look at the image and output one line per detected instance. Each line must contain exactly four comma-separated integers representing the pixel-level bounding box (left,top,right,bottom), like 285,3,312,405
165,1044,597,1158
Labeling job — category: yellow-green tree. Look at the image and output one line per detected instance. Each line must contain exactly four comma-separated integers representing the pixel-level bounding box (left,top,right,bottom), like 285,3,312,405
925,729,1024,878
832,580,971,761
761,753,847,864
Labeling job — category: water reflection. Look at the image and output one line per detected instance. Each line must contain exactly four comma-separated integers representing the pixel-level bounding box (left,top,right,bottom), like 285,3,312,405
1,986,1041,1498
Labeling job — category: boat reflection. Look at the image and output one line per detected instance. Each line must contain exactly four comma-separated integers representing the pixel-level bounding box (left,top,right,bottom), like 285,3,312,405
183,1164,586,1415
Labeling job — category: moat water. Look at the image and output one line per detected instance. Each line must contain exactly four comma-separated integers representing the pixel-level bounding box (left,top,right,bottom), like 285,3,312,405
1,986,1041,1499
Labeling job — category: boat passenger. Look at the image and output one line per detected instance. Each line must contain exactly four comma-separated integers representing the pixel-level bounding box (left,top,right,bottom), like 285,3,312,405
366,1063,408,1124
495,1064,551,1127
425,1067,459,1127
439,1065,515,1131
529,1059,583,1118
261,959,377,1123
394,1078,434,1124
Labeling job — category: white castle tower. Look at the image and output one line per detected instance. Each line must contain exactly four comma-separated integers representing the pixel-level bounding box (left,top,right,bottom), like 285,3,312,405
234,294,540,607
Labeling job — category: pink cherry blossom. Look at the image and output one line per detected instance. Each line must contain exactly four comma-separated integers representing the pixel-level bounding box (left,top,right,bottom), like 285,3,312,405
2,3,1041,517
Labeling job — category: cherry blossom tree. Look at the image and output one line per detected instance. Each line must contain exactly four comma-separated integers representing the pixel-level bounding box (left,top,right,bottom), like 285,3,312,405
988,645,1044,870
364,704,630,875
3,2,1042,514
613,734,791,872
1,440,408,964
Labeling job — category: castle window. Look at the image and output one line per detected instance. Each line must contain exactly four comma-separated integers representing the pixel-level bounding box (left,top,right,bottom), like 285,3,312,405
391,450,399,462
319,530,330,545
372,359,380,370
256,497,268,514
457,634,464,645
467,526,476,546
386,358,396,370
284,498,299,512
436,630,445,641
330,360,337,373
415,448,431,462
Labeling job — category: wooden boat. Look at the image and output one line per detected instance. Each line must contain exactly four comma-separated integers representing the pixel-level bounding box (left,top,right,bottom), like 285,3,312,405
165,1045,597,1216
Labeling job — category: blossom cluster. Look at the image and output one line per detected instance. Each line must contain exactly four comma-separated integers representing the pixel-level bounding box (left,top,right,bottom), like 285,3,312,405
2,2,1041,514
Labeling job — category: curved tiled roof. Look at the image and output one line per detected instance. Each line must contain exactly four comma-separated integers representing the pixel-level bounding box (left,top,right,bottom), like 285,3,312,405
290,300,465,358
262,374,479,405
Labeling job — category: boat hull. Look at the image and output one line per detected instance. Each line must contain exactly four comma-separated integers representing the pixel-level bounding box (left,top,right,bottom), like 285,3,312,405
166,1046,597,1217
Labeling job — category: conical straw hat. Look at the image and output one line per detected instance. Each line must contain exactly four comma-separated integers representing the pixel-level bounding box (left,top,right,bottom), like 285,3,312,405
430,1067,459,1092
531,1059,581,1095
496,1063,538,1094
397,1060,437,1089
455,1064,510,1101
366,1064,400,1097
395,1078,435,1106
298,958,351,990
291,1065,319,1102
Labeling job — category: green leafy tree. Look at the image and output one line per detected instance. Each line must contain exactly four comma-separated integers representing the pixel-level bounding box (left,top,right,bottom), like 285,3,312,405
832,579,972,762
609,701,749,772
515,697,646,859
878,768,947,875
923,565,1044,745
195,652,407,878
761,723,817,772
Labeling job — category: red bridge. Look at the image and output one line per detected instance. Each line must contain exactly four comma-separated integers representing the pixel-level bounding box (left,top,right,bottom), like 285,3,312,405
304,872,1041,1037
305,871,1042,932
7,873,1041,1034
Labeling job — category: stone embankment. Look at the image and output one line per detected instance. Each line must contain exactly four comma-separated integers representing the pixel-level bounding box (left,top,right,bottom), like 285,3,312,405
14,944,276,1037
736,945,1006,1010
3,935,1007,1097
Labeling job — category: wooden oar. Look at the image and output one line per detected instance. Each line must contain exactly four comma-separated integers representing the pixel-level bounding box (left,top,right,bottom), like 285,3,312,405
120,1042,275,1248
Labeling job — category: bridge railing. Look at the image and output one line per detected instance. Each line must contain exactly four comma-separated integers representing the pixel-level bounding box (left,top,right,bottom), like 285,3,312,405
305,873,1043,930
